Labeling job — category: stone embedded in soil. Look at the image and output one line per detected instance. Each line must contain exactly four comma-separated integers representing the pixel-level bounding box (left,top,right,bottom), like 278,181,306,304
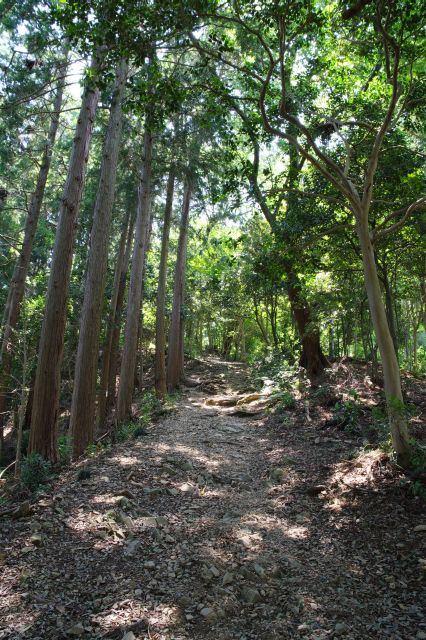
334,622,349,636
253,563,265,578
200,607,216,621
124,540,139,556
222,571,234,585
67,622,85,636
179,482,194,493
241,586,261,604
30,533,43,546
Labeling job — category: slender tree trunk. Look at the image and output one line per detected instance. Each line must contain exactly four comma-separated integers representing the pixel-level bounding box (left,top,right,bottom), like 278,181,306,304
136,205,154,394
106,228,134,415
29,58,100,462
167,179,191,390
97,210,133,429
116,122,153,422
238,317,246,360
356,214,411,465
0,53,67,459
254,299,269,345
155,167,175,398
70,59,128,458
380,260,399,357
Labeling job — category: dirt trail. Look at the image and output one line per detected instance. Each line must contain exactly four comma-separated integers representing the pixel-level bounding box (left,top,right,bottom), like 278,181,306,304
1,359,425,640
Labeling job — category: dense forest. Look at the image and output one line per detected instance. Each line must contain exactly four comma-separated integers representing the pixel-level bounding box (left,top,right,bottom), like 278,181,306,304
0,1,425,639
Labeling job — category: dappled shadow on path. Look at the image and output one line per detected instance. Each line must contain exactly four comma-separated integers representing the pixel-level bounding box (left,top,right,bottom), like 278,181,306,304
1,359,425,639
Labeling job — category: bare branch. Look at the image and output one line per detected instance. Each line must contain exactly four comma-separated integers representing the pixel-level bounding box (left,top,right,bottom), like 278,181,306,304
373,196,426,242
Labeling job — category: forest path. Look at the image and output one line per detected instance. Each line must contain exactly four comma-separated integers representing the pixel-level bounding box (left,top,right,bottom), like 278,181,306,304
1,358,424,640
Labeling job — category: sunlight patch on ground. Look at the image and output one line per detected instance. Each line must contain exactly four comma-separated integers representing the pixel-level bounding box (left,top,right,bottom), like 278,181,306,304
108,455,141,467
284,525,309,539
153,442,223,469
91,494,117,505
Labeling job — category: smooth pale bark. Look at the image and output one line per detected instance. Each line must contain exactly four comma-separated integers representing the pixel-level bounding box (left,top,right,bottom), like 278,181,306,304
155,167,175,398
29,59,100,462
70,59,128,458
116,123,153,422
167,180,192,390
97,210,134,429
0,54,67,458
356,214,411,465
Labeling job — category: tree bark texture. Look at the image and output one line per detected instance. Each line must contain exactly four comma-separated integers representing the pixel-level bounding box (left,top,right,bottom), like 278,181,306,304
116,122,153,422
28,59,100,462
155,167,175,398
356,214,411,464
0,53,67,458
167,179,192,390
70,59,128,458
97,210,134,429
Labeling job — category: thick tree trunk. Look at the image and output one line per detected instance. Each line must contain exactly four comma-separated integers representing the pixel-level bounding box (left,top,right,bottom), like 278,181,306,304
285,264,328,379
155,167,175,398
28,59,100,462
356,214,411,465
116,122,153,422
0,54,67,458
70,59,128,458
97,210,134,429
167,179,191,390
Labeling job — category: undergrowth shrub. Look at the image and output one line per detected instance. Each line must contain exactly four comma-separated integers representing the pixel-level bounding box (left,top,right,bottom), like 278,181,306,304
274,390,296,410
250,351,298,391
334,390,360,432
409,441,426,499
20,453,51,491
58,434,72,465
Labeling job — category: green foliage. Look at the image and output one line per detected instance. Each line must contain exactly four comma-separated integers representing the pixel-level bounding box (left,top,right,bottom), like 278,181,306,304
275,390,296,411
334,391,361,433
408,442,426,500
250,352,298,391
58,435,72,466
20,453,51,491
115,421,138,442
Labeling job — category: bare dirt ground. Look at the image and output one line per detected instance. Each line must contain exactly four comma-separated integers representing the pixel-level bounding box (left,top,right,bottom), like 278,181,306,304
0,358,425,640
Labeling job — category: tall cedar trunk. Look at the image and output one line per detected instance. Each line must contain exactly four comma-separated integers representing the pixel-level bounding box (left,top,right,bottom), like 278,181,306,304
136,207,154,393
107,224,136,414
116,122,153,422
97,210,134,429
356,214,410,465
0,54,67,458
167,179,191,390
285,263,329,378
155,167,175,398
70,59,128,458
28,59,100,462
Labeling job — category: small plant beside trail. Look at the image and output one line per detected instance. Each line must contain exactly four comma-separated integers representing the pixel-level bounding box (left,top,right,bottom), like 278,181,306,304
19,452,51,492
334,390,361,433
